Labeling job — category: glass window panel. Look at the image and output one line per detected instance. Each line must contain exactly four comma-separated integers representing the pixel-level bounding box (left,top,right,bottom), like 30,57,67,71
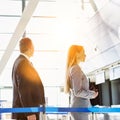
84,4,95,18
0,1,22,15
45,86,69,105
5,51,19,68
0,17,20,33
0,52,4,62
0,34,12,50
94,0,110,10
45,87,59,106
33,51,65,68
0,88,13,104
84,0,89,2
13,36,54,51
33,1,57,16
0,68,12,87
26,17,56,34
37,69,65,86
0,51,15,87
22,34,66,51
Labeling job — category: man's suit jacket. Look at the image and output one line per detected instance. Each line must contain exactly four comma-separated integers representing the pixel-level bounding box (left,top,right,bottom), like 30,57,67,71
12,54,45,119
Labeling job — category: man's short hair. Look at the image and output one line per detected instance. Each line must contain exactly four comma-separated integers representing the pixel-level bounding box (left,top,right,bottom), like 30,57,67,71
19,37,33,53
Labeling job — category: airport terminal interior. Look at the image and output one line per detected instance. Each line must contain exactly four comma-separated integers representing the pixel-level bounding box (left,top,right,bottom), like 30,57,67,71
0,0,120,119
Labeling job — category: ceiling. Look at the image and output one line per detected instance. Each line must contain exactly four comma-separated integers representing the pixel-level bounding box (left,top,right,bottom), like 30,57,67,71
0,0,120,87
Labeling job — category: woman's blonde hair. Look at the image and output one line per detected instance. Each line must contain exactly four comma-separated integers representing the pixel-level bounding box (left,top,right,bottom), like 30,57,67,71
64,45,84,93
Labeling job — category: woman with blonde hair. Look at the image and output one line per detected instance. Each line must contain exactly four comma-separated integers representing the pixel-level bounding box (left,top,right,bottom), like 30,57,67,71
64,45,98,120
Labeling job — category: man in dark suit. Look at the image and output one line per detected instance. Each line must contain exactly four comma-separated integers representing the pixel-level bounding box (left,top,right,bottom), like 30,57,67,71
12,37,45,120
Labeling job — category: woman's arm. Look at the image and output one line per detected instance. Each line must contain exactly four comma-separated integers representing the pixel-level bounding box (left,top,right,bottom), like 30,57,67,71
70,65,98,99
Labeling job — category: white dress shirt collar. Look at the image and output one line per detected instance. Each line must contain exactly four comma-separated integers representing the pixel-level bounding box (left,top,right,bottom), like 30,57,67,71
20,53,30,61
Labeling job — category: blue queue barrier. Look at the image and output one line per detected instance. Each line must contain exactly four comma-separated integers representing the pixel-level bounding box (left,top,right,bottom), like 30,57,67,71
0,107,120,114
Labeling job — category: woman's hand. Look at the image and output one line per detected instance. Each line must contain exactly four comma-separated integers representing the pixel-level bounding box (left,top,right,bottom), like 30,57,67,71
94,91,98,98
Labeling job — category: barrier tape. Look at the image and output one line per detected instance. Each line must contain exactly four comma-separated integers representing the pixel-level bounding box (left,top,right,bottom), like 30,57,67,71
0,107,120,114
